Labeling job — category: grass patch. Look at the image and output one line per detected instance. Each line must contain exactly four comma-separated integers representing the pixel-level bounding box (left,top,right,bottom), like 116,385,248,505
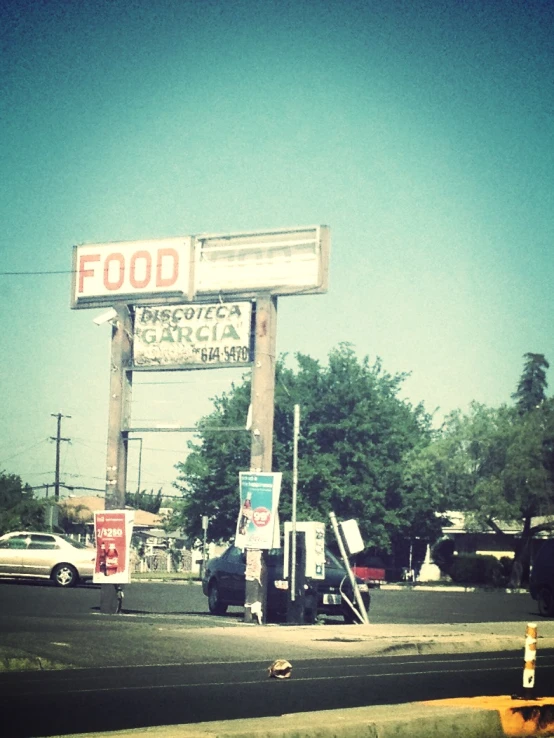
0,652,68,672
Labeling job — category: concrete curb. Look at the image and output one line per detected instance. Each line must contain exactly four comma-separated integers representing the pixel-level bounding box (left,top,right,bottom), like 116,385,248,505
54,698,554,738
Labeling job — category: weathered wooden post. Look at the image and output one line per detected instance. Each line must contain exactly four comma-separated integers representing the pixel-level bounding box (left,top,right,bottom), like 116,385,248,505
101,305,133,614
244,294,277,624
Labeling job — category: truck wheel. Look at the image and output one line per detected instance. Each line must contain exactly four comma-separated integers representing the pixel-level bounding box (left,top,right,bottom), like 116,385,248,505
208,580,228,615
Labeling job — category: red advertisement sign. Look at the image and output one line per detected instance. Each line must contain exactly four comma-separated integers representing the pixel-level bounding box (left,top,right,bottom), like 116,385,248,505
93,510,134,584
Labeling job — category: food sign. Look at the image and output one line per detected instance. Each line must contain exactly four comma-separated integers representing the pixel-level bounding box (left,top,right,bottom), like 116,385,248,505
72,237,193,308
93,510,134,584
71,226,330,309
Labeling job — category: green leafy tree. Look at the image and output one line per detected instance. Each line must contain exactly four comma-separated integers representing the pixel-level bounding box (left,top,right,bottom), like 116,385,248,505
512,353,549,414
172,344,431,550
415,400,554,585
397,438,453,544
0,471,46,534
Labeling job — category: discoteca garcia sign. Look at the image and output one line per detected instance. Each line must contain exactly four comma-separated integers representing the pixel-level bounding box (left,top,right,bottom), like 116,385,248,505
133,301,253,371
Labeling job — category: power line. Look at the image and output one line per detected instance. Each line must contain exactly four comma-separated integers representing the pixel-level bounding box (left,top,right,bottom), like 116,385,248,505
16,471,55,478
0,438,49,465
0,269,73,276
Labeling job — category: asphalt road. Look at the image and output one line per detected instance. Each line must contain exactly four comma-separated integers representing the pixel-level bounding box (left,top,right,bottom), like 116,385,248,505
0,578,542,624
0,581,552,737
2,649,554,737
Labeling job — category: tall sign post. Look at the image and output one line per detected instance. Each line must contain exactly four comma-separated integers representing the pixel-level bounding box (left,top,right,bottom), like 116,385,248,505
101,305,133,614
249,295,277,473
71,226,330,620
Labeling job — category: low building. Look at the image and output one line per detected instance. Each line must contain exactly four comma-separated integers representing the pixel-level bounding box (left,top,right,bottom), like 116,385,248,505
440,511,554,560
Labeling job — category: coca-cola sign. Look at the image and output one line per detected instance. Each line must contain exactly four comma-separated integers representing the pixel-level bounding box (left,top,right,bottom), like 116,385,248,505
235,472,282,550
93,510,134,584
252,507,271,527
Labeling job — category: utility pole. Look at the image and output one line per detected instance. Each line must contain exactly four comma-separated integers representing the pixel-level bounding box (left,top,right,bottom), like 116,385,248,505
50,413,71,499
102,305,133,614
244,294,277,624
249,295,277,474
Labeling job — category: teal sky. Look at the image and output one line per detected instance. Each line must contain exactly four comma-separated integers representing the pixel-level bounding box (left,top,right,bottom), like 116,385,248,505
1,0,553,498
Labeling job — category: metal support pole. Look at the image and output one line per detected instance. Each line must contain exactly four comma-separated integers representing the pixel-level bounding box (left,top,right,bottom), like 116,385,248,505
101,306,133,614
244,295,277,625
291,404,300,602
329,511,370,624
201,515,209,579
136,437,142,494
127,437,143,495
287,530,307,624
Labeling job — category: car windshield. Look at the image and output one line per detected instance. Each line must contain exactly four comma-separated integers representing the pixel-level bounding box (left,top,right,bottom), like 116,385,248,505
265,548,283,563
59,535,89,549
261,546,347,570
325,549,347,570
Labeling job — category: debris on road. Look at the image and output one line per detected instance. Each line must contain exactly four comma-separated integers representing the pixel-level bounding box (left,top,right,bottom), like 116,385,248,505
268,659,292,679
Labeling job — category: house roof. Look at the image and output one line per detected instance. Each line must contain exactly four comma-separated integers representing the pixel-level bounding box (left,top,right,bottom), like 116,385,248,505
136,528,188,541
60,495,162,528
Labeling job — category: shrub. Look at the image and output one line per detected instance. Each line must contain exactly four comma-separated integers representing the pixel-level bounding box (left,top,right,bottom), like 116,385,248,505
499,556,514,582
449,553,504,585
431,537,455,572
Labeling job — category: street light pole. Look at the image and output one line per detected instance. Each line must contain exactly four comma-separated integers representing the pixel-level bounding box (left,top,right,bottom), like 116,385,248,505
136,437,142,495
128,437,143,495
201,515,209,579
291,404,300,602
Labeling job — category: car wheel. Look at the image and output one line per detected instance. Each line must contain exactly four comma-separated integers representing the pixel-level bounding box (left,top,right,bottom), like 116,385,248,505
52,563,78,588
208,580,228,615
537,586,554,617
